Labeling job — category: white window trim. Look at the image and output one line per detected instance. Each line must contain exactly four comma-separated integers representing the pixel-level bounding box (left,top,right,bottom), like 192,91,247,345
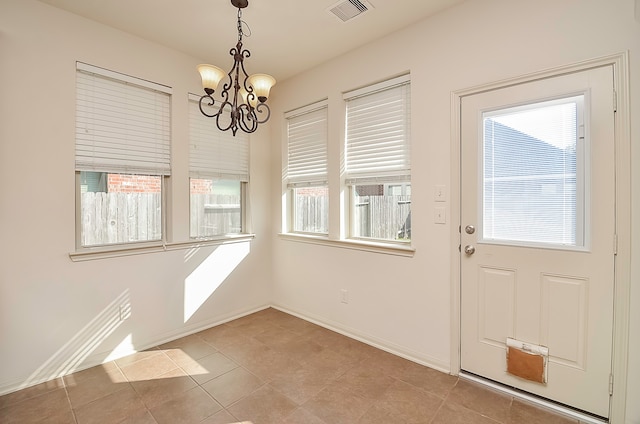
77,62,172,94
74,172,170,254
344,74,412,243
187,180,250,240
278,232,415,257
343,74,410,101
188,93,251,239
284,100,329,235
75,62,172,251
279,76,414,254
347,182,412,244
69,234,256,262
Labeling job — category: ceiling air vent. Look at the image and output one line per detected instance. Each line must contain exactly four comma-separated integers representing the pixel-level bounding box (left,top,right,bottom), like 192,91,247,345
327,0,373,23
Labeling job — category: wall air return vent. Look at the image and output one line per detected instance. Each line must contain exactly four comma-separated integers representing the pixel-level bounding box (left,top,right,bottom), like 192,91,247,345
327,0,373,23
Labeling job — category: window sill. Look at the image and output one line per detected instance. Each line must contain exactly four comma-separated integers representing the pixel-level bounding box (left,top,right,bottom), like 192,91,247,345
69,234,256,262
278,233,415,257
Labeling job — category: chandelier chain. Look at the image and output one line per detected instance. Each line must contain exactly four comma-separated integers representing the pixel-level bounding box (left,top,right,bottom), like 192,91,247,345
237,9,252,40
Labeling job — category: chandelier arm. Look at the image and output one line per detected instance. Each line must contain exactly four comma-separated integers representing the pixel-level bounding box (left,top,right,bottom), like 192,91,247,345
215,101,235,133
253,102,271,124
199,94,220,118
237,104,258,133
238,50,253,95
220,52,237,95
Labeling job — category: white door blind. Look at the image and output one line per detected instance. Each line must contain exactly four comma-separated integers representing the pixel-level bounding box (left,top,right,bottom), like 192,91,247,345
482,95,584,246
75,63,171,175
286,101,328,187
189,95,249,181
344,75,410,183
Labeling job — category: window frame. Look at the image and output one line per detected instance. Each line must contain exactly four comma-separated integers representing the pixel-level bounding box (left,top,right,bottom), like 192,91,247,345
74,62,171,253
188,93,251,240
188,177,248,239
347,180,412,243
284,100,329,235
74,172,168,252
479,94,587,250
344,74,412,244
290,184,329,235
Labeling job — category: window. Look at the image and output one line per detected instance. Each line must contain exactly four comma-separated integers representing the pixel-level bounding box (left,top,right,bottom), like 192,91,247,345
344,75,411,242
285,101,329,234
75,62,171,248
482,95,585,247
189,94,249,238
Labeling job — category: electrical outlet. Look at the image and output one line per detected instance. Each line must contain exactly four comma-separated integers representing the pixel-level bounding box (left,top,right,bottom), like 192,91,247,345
340,289,349,304
434,207,446,224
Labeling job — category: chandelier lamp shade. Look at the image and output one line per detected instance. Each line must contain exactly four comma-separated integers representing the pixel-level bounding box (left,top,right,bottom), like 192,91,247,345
197,0,276,136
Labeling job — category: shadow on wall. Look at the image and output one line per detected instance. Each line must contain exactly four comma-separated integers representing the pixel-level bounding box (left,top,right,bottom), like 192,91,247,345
23,289,131,390
21,241,250,393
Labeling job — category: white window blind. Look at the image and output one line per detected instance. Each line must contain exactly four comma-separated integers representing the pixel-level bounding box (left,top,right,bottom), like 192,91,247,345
344,75,411,184
482,95,584,246
285,101,328,188
188,94,249,181
75,62,172,175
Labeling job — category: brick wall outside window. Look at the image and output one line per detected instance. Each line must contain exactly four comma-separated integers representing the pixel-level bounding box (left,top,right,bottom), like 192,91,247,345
296,187,328,196
107,176,217,194
108,174,161,193
190,179,213,194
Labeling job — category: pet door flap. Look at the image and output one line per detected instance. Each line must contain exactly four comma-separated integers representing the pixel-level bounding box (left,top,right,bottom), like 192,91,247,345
506,338,548,384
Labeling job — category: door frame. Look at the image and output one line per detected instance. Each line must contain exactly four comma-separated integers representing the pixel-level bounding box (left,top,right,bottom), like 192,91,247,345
449,52,631,423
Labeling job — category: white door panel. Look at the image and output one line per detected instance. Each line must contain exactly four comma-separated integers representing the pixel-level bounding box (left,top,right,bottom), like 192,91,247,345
460,66,615,418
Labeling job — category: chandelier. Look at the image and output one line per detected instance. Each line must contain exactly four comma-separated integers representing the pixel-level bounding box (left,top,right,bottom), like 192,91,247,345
197,0,276,136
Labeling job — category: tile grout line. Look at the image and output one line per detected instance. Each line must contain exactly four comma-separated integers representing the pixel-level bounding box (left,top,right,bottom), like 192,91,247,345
61,382,80,424
110,354,157,423
429,377,512,424
156,337,256,423
426,376,455,424
56,375,80,424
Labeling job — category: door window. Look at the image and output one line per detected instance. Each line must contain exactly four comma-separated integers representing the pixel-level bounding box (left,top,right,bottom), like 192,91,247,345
482,96,586,247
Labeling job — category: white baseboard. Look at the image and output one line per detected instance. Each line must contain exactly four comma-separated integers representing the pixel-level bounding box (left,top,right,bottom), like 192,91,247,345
271,303,451,374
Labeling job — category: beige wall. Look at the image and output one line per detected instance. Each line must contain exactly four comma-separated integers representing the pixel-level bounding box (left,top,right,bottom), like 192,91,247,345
269,0,640,422
1,0,638,422
0,0,273,393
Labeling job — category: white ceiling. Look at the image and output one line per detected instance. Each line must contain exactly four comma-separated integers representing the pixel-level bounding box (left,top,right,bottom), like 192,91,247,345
37,0,464,82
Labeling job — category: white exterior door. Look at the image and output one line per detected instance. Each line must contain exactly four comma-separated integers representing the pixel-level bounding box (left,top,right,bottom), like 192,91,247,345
460,66,615,418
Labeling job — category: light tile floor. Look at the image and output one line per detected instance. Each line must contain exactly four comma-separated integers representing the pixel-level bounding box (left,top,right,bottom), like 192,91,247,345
0,308,581,423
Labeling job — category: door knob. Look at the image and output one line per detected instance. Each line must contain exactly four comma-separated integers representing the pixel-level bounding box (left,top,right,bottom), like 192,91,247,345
464,245,476,255
465,225,475,234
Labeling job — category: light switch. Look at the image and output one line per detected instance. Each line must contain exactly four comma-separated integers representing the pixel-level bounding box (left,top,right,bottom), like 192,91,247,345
434,207,446,224
434,185,446,202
